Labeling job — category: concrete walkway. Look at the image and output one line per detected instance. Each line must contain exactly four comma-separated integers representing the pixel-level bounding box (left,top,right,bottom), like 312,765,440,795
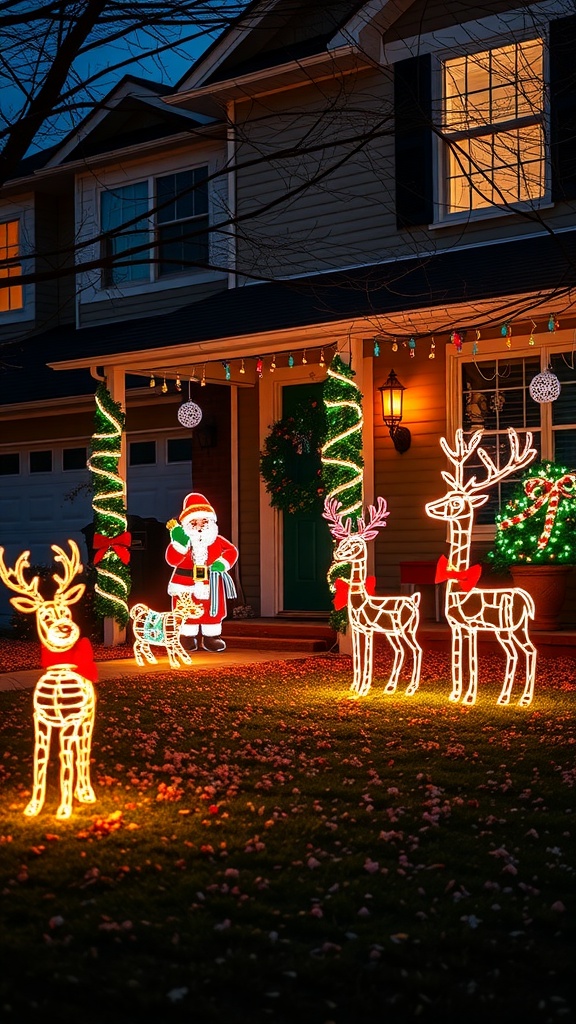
0,647,331,692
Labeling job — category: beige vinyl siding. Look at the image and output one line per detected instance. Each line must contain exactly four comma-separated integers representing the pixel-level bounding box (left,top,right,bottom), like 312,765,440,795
237,385,261,612
79,277,227,326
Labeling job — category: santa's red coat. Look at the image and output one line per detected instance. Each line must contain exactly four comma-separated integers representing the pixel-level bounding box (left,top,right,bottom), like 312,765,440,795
165,535,238,625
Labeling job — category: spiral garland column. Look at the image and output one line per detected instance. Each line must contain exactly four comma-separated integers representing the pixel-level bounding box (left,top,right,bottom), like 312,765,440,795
87,383,131,626
321,353,364,631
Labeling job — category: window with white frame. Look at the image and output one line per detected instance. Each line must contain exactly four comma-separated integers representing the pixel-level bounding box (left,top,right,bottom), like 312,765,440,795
0,219,23,311
441,38,546,215
101,168,209,287
459,350,576,526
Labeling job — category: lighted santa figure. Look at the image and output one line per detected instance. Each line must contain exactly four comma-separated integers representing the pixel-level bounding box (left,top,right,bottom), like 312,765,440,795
165,492,238,651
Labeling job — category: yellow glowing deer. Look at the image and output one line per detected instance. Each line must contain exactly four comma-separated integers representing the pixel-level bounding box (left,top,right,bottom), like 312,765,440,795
426,428,538,707
323,497,422,697
0,541,97,819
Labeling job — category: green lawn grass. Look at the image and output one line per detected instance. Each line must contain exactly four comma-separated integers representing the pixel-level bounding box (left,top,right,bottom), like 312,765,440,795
1,650,575,1024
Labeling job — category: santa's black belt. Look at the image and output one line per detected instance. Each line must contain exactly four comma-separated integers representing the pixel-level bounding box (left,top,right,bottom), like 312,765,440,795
177,565,209,581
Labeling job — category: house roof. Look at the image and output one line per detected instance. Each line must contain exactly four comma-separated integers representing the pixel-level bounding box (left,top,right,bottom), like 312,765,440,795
2,228,575,409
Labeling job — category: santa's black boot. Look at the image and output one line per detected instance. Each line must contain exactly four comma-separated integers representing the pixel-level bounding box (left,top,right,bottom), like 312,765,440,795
182,636,198,652
201,635,226,652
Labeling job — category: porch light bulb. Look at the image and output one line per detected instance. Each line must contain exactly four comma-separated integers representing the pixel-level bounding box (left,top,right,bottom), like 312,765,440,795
240,359,245,374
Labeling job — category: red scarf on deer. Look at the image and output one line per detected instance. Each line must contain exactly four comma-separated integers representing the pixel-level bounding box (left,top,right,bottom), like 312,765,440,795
332,576,376,610
435,555,482,592
41,636,98,683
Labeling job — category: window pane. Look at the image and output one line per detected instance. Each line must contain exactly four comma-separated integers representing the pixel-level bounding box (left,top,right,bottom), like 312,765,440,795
129,441,156,465
167,438,193,462
0,452,19,474
157,168,208,224
553,430,576,465
63,447,87,471
0,219,23,311
158,218,209,275
30,450,52,473
101,182,149,285
550,354,576,426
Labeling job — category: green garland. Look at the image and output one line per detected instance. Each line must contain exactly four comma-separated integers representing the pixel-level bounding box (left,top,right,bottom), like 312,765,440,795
260,398,327,515
87,383,131,625
321,354,364,632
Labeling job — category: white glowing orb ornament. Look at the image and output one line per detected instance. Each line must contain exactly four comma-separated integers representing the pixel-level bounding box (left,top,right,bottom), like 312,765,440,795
425,427,538,707
323,497,422,698
529,370,561,403
177,401,203,428
0,541,97,819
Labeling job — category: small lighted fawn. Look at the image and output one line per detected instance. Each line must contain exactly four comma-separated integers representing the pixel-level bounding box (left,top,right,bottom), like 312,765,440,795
323,497,422,697
426,427,538,707
130,592,201,669
0,541,97,819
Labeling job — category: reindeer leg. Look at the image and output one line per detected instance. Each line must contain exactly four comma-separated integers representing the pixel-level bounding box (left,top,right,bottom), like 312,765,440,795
405,626,423,696
462,630,478,705
384,632,404,694
357,630,374,697
24,716,51,817
132,641,147,667
75,708,96,803
450,626,463,702
56,724,76,819
495,632,518,705
350,627,362,696
518,624,537,707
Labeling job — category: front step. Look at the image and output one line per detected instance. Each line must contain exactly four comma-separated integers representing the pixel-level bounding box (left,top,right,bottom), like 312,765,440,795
222,617,337,653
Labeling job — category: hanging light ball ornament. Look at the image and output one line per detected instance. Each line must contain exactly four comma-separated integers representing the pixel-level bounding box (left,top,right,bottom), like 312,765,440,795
177,401,203,428
529,370,561,404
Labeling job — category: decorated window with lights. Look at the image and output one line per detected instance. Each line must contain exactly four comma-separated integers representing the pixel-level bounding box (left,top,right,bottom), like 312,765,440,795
455,343,576,530
440,38,546,216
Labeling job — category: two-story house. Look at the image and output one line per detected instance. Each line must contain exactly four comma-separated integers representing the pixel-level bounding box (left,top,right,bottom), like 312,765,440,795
1,0,576,634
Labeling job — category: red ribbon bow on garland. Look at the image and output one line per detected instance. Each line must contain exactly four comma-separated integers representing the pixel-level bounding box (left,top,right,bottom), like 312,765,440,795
499,473,576,550
93,531,132,564
332,576,376,610
435,555,482,592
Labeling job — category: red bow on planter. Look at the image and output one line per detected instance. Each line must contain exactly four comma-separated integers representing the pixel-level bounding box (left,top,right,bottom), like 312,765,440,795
93,531,132,564
332,575,376,610
435,555,481,592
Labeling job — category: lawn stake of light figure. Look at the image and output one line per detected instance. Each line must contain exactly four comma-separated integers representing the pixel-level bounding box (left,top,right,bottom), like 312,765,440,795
425,427,538,707
323,497,422,697
130,592,202,668
0,541,97,819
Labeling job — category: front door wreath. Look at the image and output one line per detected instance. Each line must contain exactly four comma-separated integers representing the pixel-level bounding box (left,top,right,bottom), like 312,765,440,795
260,398,326,514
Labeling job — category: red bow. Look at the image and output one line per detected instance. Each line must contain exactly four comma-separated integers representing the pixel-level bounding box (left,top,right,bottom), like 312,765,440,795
435,555,481,592
332,575,376,610
41,637,98,683
93,531,131,564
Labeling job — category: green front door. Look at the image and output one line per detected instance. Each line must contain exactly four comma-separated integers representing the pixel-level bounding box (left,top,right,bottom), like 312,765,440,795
282,383,332,612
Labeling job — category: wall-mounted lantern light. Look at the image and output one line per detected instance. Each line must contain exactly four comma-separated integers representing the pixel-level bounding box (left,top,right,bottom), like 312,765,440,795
378,369,411,454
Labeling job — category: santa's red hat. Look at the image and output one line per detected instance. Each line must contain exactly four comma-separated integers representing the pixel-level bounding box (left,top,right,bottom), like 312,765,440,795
179,492,217,524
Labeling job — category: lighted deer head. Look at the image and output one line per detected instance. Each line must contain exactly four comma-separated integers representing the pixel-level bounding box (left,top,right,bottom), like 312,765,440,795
0,542,85,652
323,496,389,563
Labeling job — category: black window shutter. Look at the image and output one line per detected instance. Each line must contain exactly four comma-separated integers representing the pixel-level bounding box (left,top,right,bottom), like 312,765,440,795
550,14,576,202
394,53,434,229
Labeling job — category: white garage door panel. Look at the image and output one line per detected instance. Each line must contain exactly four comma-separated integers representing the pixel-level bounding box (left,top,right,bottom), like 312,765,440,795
28,495,54,521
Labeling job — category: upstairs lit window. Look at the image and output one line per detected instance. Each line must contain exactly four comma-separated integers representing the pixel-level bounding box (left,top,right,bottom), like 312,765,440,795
442,39,545,214
0,220,23,311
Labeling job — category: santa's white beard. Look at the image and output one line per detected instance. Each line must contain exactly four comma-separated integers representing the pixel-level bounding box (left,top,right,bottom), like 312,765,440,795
185,519,218,563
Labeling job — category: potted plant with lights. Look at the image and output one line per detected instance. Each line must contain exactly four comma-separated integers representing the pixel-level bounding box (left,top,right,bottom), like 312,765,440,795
486,459,576,630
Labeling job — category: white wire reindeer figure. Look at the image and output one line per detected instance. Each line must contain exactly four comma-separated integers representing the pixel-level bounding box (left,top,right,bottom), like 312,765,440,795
323,497,422,698
130,592,201,669
426,427,538,707
0,541,97,820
